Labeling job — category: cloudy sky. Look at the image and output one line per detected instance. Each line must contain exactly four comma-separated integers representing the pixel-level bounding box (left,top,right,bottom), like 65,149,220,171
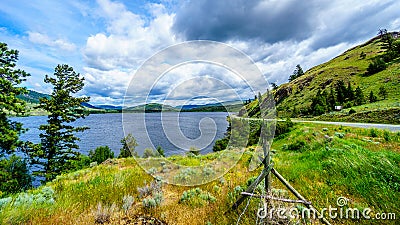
1,0,399,106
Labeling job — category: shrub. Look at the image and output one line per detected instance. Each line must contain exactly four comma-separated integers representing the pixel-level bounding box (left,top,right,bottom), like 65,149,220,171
369,128,379,138
0,155,32,196
94,203,116,224
179,188,216,207
349,109,356,114
142,198,157,208
202,167,215,177
89,146,114,164
122,195,134,214
143,148,157,158
334,132,345,139
366,58,387,75
360,51,366,59
156,146,165,157
287,140,307,152
138,180,163,209
383,130,391,142
137,181,162,199
0,197,12,209
213,137,229,152
68,154,91,171
119,134,138,158
13,187,55,207
189,146,200,156
174,168,197,184
275,118,294,137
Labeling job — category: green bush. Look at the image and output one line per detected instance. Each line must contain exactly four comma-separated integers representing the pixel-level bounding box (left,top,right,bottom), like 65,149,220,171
68,154,91,171
119,134,138,158
287,140,307,152
0,155,32,197
138,180,163,209
179,188,216,207
383,130,391,142
156,146,165,157
275,118,294,138
89,146,114,164
143,148,157,158
366,58,387,75
349,109,356,114
334,132,345,139
369,128,379,138
213,137,228,152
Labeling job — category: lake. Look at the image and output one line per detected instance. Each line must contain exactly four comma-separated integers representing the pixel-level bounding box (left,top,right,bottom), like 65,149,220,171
12,112,229,156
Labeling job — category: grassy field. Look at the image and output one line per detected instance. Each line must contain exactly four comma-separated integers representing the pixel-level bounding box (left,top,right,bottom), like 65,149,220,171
0,123,399,224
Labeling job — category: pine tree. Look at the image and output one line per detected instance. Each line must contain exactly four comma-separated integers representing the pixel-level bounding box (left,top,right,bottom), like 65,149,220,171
369,91,377,103
311,89,328,115
0,43,32,195
327,87,336,110
346,82,355,101
27,64,89,181
354,86,364,105
378,86,388,100
119,133,138,158
289,64,305,82
335,80,347,104
0,43,30,155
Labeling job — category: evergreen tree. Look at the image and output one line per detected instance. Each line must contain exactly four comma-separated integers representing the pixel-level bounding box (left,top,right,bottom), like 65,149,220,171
369,91,377,103
27,64,89,181
310,89,328,115
0,155,32,195
346,82,355,101
271,82,278,90
354,86,364,105
335,80,347,104
156,146,165,157
289,64,305,82
119,133,138,158
291,106,299,117
327,87,336,110
0,43,30,154
89,146,114,164
0,43,32,195
378,86,388,100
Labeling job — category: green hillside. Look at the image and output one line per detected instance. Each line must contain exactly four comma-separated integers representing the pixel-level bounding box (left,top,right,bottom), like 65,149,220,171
243,33,400,123
17,90,50,104
125,103,178,112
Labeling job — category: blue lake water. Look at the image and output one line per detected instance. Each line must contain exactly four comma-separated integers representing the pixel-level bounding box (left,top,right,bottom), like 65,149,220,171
12,112,229,156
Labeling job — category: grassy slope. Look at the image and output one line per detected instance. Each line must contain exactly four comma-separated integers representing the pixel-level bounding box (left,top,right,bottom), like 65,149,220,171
273,37,400,121
1,124,399,224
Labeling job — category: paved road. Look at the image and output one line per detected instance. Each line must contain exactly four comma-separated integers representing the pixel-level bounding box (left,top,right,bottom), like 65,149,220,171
229,115,400,132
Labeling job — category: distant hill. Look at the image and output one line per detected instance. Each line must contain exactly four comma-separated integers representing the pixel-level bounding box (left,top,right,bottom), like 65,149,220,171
17,90,50,104
178,101,243,112
81,102,99,109
18,90,100,110
125,103,178,112
243,32,400,123
95,105,122,110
